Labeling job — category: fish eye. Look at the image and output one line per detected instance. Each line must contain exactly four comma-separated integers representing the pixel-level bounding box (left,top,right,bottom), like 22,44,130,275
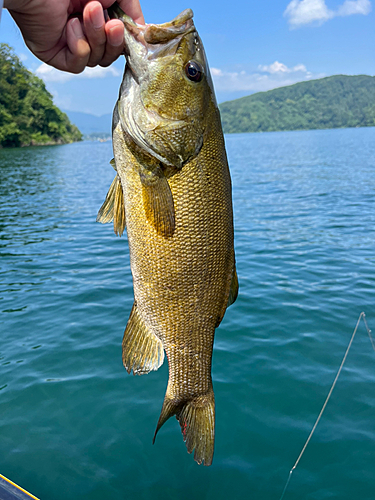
185,61,203,82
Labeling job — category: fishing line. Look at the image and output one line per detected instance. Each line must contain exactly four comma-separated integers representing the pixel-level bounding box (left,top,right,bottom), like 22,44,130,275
278,311,374,500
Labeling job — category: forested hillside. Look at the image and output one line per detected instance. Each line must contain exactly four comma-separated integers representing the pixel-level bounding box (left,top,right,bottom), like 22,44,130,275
0,44,82,148
219,75,375,134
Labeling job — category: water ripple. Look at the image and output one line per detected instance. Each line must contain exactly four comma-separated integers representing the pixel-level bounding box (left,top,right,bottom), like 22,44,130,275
1,129,375,499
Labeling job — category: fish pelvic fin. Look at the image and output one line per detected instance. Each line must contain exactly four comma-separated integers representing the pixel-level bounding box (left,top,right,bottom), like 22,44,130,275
96,173,126,236
122,303,165,375
227,265,239,307
153,389,215,466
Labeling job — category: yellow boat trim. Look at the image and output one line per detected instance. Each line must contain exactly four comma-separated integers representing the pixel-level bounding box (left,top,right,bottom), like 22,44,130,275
0,473,40,500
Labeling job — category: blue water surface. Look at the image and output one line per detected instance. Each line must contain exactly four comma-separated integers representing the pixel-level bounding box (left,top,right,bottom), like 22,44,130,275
1,127,375,500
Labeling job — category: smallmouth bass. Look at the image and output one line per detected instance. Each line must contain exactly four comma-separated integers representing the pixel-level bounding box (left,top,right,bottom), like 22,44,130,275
97,2,238,466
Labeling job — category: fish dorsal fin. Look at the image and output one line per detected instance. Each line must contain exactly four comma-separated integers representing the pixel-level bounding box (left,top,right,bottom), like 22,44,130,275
227,265,239,307
122,303,165,375
140,168,175,237
96,174,126,236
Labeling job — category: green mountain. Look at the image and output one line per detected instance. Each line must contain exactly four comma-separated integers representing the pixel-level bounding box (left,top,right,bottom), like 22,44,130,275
0,44,82,148
219,75,375,134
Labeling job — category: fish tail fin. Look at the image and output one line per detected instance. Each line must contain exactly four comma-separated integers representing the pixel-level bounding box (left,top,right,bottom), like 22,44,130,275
178,391,215,466
153,394,180,444
153,389,215,466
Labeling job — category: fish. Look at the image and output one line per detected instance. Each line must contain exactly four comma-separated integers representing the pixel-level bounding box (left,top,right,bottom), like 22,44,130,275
97,2,238,466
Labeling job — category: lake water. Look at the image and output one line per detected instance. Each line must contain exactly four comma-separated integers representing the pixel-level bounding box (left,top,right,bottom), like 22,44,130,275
1,127,375,500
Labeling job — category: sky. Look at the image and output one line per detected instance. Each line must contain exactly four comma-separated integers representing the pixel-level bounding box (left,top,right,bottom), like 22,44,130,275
1,0,374,116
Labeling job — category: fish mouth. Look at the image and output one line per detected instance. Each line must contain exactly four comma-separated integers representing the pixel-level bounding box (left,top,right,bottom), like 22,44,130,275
142,10,195,45
108,4,195,50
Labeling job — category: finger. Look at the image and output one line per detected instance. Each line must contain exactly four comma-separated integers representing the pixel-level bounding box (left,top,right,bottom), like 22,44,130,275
117,0,145,24
61,17,91,73
83,2,107,67
98,19,125,67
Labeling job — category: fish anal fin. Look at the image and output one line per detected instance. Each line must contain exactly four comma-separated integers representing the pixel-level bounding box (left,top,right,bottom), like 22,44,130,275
153,389,215,466
96,175,126,237
141,171,175,238
227,265,239,307
122,303,164,375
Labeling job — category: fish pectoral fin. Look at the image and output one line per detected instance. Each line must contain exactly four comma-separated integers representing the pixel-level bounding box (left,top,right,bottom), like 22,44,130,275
140,169,175,237
153,390,215,466
122,303,164,375
96,176,117,224
113,175,126,236
96,175,126,236
227,265,239,307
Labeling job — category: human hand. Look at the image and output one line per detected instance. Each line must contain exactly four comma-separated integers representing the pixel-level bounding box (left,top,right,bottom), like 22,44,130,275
4,0,144,73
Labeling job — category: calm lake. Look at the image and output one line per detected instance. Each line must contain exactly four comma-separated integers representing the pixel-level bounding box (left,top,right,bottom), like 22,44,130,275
1,127,375,500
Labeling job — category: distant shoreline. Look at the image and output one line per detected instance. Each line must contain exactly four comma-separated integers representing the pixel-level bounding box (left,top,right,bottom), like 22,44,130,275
0,138,82,149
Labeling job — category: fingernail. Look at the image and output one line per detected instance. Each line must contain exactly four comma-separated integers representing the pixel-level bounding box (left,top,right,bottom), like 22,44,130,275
71,17,85,39
109,27,124,47
90,7,104,30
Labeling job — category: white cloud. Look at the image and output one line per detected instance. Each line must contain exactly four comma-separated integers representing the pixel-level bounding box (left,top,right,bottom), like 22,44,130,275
337,0,371,15
258,61,308,74
35,63,121,83
78,65,122,79
210,61,319,94
35,64,72,83
284,0,333,27
49,89,73,111
284,0,371,27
